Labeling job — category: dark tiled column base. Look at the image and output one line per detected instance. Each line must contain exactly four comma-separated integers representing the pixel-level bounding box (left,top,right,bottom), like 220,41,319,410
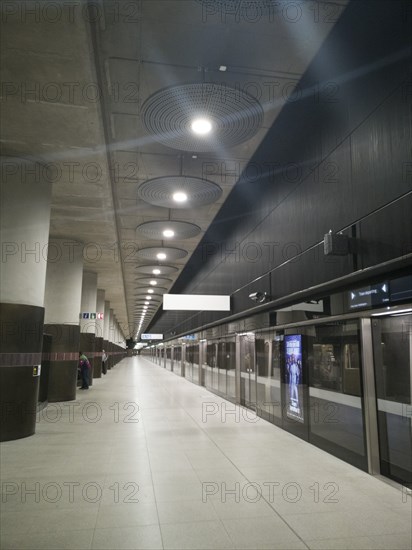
79,332,95,386
0,303,44,441
94,337,103,378
44,324,79,402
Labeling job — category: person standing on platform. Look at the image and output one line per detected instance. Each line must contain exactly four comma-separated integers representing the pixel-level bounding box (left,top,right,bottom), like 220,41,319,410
78,352,91,389
102,349,108,375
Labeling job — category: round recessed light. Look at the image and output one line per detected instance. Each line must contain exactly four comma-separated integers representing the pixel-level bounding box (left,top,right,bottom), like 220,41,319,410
152,269,161,275
149,280,157,285
148,289,154,294
157,252,167,260
191,118,212,135
144,301,149,305
172,192,188,203
163,229,175,238
145,296,151,300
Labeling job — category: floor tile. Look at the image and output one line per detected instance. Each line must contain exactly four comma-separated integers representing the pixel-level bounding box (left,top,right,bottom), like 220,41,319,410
1,357,409,550
91,525,162,549
161,520,234,549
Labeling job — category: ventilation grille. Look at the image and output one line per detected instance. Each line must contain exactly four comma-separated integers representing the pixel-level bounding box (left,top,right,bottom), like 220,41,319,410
136,221,201,240
138,176,222,208
135,264,178,276
141,83,263,152
136,247,188,261
135,277,172,286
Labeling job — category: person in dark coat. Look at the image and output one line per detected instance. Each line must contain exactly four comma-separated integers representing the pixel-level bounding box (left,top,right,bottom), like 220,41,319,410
78,352,91,389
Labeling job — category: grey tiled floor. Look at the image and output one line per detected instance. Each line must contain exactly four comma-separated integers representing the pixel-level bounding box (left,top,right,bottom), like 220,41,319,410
1,357,411,549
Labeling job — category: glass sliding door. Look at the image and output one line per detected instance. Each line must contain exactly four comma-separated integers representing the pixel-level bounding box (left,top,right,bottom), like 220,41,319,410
308,321,368,470
239,333,256,408
255,331,283,426
205,342,218,392
174,346,182,376
185,344,193,382
192,344,200,385
372,313,412,487
225,339,236,401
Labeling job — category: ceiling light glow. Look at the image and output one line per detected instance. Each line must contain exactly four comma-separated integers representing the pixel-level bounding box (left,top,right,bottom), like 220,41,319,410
163,229,175,238
172,192,188,203
191,118,212,135
156,252,167,260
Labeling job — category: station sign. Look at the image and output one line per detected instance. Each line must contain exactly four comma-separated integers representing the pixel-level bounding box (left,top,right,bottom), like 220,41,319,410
141,334,163,340
349,282,389,310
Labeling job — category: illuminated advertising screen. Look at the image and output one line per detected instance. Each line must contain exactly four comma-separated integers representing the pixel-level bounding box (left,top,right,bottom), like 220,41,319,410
284,335,304,423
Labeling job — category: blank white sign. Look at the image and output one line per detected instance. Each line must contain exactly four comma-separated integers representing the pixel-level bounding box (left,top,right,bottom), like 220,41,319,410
163,294,231,311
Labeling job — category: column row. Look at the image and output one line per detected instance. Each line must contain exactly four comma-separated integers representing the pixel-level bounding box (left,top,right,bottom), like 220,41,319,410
0,157,127,441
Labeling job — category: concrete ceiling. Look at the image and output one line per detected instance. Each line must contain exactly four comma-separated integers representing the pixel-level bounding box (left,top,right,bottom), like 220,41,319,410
1,0,348,340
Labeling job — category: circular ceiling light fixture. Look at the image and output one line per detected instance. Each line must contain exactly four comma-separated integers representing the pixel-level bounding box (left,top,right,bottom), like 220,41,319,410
136,221,200,241
138,176,222,209
148,289,154,294
145,296,151,300
137,247,187,262
135,265,178,276
141,83,263,152
196,0,281,16
191,117,212,135
135,277,172,287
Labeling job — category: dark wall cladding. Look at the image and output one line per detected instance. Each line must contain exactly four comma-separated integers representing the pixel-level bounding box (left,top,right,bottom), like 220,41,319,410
149,0,412,337
359,195,412,269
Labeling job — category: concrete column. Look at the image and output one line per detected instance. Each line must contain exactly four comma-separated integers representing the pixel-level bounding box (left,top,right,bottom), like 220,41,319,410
95,289,105,376
109,308,115,368
44,238,83,402
103,302,111,369
79,271,98,382
113,315,118,366
0,157,52,441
